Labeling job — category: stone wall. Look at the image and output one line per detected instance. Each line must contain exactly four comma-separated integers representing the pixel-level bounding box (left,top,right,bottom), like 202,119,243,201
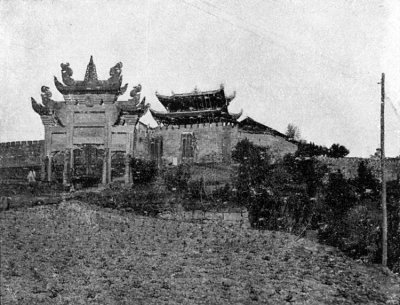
318,156,400,181
159,209,250,228
0,141,44,180
234,130,298,159
153,123,236,165
141,123,297,166
0,141,44,168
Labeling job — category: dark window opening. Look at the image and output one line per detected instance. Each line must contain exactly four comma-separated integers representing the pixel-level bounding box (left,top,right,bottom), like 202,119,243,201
181,133,194,158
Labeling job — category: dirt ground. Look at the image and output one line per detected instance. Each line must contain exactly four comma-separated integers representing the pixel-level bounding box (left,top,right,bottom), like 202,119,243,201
1,200,399,304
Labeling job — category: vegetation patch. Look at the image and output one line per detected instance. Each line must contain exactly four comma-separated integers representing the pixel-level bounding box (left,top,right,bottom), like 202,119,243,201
1,202,399,304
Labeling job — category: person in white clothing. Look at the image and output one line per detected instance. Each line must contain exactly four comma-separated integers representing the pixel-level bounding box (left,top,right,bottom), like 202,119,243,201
27,169,37,194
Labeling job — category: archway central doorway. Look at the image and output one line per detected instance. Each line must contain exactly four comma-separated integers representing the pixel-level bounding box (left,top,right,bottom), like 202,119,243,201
73,145,104,187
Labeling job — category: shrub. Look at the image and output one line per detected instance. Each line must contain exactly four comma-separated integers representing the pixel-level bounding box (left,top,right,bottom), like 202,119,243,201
317,171,357,246
323,171,357,216
296,141,329,158
317,174,400,272
351,161,380,199
295,141,350,158
72,186,164,217
281,154,327,198
387,181,400,273
327,143,350,158
341,205,381,263
163,164,191,192
130,158,158,184
187,178,207,200
232,139,271,200
247,187,314,234
212,183,232,203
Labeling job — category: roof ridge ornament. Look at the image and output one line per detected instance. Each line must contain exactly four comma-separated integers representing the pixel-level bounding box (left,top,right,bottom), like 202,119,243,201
108,62,123,84
40,86,55,110
129,84,142,104
84,55,98,83
60,63,75,86
54,57,127,97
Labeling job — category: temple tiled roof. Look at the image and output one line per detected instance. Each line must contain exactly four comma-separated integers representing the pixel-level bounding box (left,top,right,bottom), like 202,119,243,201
155,85,236,112
150,108,242,125
54,56,128,96
238,117,289,139
117,97,148,115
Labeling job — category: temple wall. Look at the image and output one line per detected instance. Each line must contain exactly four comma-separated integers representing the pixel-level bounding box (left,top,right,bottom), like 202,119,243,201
150,123,236,165
137,123,297,166
135,124,151,159
0,141,44,180
234,130,298,159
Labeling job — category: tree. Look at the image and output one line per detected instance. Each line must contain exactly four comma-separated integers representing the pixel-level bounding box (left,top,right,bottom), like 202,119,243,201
328,143,350,158
295,141,329,158
353,161,379,198
281,154,327,198
285,124,301,141
324,171,357,216
232,139,271,200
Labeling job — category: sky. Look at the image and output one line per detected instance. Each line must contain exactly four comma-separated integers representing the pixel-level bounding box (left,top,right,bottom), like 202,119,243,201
1,0,400,157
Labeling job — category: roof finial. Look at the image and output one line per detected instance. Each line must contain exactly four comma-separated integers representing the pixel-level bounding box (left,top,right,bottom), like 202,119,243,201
84,55,98,83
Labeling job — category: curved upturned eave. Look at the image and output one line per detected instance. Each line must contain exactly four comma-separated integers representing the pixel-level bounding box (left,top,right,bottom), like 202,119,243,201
155,88,223,99
150,108,223,118
54,76,66,94
54,76,126,95
228,109,242,120
226,91,236,104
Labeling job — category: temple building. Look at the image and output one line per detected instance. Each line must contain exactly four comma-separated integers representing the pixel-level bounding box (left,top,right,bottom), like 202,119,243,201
136,86,297,166
30,57,297,185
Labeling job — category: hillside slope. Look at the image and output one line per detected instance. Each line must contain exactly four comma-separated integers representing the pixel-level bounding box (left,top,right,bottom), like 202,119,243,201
1,201,399,304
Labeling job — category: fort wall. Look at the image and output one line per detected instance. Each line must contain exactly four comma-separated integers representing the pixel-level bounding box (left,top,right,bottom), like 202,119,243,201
318,156,400,181
234,131,298,159
0,141,44,180
3,137,397,183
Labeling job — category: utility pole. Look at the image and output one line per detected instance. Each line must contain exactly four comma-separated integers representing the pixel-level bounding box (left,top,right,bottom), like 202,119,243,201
380,73,387,266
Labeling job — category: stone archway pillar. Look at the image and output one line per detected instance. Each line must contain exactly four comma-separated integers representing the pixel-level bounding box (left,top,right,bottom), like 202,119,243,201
40,156,47,181
47,154,52,182
124,153,131,184
70,148,74,177
107,148,112,184
102,148,110,185
62,149,71,186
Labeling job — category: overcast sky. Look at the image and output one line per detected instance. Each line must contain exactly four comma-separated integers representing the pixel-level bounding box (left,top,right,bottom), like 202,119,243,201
1,0,399,157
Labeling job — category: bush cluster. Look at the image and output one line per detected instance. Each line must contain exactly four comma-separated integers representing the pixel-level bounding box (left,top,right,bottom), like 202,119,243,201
163,164,191,192
296,141,350,158
73,185,165,217
130,158,158,185
232,139,400,272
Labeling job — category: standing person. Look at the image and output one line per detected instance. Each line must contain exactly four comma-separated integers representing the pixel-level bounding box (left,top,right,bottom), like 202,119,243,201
27,169,37,194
